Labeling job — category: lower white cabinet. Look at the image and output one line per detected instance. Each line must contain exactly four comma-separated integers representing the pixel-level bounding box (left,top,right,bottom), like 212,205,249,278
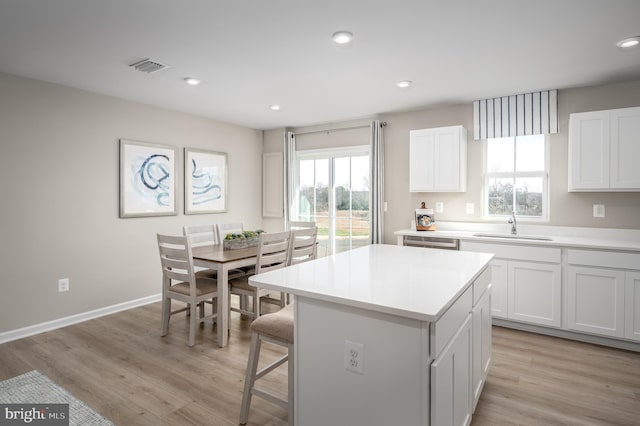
509,261,562,327
567,266,625,338
489,260,508,319
625,272,640,341
567,249,640,341
461,242,562,328
431,315,472,426
472,285,492,411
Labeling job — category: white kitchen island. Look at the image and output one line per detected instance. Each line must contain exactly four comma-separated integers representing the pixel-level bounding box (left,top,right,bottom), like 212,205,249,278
249,244,493,426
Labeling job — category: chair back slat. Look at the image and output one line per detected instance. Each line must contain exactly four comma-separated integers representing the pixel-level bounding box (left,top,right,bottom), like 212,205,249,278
157,233,196,290
255,231,292,273
289,221,316,230
183,224,220,246
289,227,318,265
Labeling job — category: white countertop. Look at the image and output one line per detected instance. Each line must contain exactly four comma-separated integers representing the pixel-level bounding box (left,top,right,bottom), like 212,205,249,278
249,244,493,322
395,223,640,252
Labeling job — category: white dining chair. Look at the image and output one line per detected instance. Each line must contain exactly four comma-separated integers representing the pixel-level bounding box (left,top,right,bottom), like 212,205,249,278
229,230,292,319
288,226,318,265
157,233,218,347
183,224,220,279
239,303,294,425
288,220,316,230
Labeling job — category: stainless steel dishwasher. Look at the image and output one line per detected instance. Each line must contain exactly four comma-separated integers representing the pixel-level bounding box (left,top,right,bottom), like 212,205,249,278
402,235,460,250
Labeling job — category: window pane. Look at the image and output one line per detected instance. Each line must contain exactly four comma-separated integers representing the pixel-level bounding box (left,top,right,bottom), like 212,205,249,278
487,137,514,172
515,177,543,217
487,177,514,215
515,135,545,172
298,160,315,217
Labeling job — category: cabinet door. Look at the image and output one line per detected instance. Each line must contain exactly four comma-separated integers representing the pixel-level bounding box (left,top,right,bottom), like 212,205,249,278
568,110,610,190
431,315,472,426
409,129,435,192
625,272,640,342
567,266,625,338
508,261,562,327
610,107,640,189
434,127,464,191
489,260,508,319
472,286,492,412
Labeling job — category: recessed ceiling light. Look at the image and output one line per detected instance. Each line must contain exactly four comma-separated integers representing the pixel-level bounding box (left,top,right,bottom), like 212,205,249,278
616,36,640,49
184,77,201,86
396,80,413,88
332,31,353,45
269,104,281,111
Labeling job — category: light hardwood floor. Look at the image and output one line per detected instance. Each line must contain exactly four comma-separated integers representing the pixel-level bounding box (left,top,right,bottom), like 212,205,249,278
1,303,639,425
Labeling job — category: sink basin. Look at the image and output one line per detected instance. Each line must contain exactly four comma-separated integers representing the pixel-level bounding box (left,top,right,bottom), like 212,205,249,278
473,233,553,241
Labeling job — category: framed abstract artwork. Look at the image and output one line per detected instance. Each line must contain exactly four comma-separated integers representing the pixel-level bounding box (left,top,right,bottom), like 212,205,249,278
184,148,227,214
119,139,178,218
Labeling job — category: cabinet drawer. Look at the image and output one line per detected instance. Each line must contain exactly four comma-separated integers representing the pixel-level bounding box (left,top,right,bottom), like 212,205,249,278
473,266,491,305
432,287,472,357
462,241,561,263
568,249,640,270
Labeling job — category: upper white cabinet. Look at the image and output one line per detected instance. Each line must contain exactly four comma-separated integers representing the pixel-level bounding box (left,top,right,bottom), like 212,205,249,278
409,125,467,192
568,106,640,191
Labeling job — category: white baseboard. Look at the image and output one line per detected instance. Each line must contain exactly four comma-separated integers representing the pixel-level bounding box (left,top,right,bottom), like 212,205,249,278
0,294,162,344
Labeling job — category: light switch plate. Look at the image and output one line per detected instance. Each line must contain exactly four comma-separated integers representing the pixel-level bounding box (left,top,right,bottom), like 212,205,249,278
466,203,474,214
435,202,444,213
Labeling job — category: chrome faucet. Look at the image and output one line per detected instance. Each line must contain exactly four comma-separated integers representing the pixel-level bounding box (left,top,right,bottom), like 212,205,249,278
508,211,517,235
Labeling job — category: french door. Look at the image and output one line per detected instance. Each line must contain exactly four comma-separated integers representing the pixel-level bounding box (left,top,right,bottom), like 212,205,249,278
295,146,370,255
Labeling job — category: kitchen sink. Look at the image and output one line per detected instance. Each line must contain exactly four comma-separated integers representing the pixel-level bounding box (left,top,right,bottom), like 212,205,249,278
472,233,553,241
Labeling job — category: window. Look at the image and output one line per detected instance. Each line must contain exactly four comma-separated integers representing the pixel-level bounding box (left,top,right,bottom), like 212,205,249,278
484,134,549,220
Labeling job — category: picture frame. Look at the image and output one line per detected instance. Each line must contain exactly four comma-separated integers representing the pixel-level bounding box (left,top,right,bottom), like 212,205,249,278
184,148,228,214
119,139,178,218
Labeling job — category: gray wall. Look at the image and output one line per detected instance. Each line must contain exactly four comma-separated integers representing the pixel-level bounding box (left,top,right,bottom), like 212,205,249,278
381,79,640,243
0,72,263,332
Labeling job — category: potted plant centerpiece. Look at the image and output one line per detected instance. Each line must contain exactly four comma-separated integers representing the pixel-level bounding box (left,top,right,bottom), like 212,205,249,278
223,230,264,250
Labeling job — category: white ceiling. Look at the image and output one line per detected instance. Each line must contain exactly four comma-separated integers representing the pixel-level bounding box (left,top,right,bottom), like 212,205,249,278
1,0,639,130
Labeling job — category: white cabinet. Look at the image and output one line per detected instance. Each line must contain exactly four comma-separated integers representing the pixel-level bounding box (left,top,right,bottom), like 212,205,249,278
509,261,562,327
409,125,467,192
488,259,508,319
431,315,472,426
472,284,491,411
568,106,640,191
568,249,640,341
461,241,562,328
567,266,625,338
625,272,640,342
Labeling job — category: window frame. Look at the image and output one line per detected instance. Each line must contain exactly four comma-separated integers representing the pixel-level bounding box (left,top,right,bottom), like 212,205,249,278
482,135,550,222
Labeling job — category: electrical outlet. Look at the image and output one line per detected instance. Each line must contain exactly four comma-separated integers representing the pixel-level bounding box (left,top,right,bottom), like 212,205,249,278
384,201,388,212
593,204,605,218
58,278,69,292
435,202,444,213
466,203,475,214
344,340,364,374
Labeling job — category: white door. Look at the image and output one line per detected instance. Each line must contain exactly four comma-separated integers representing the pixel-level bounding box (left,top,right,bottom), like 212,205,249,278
567,266,625,338
610,107,640,189
568,110,610,190
489,260,508,319
625,272,640,341
508,261,562,327
296,147,370,255
472,286,492,411
409,129,435,191
434,127,462,191
431,315,472,426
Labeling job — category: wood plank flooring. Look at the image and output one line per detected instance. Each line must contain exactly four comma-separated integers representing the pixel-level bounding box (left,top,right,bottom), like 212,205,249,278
1,303,639,425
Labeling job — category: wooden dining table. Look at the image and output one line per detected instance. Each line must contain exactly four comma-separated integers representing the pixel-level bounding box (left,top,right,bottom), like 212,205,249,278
191,244,259,347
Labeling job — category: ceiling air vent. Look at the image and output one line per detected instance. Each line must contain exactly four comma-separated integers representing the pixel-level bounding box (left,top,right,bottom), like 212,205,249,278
129,59,169,74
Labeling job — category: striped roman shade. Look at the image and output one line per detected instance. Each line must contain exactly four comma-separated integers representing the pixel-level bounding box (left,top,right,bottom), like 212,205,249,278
473,89,558,140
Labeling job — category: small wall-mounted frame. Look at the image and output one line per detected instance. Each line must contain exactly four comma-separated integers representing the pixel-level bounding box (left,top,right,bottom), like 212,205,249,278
185,148,227,214
119,139,178,218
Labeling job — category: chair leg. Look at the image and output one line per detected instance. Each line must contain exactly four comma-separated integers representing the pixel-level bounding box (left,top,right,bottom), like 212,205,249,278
288,343,294,425
188,302,197,347
254,291,260,317
240,332,262,425
160,296,171,336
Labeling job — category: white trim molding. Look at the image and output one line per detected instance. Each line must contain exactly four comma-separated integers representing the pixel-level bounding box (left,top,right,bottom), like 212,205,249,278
0,294,161,344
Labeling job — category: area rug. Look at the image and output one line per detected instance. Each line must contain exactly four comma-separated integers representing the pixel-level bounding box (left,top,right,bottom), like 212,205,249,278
0,370,113,425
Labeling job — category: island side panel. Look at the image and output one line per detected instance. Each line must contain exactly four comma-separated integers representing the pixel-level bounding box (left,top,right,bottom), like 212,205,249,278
295,296,430,426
